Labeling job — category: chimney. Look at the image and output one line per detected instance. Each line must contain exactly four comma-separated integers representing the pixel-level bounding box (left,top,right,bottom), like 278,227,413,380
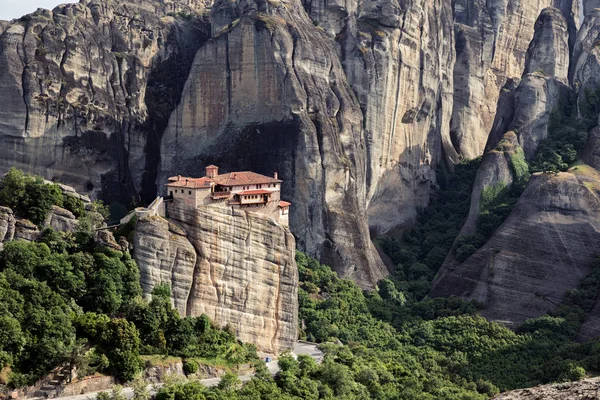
177,175,182,181
206,165,218,178
274,172,278,180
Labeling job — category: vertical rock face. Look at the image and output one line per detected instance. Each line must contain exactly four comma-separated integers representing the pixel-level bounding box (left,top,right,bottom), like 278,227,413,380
300,0,578,236
524,8,570,83
158,0,387,286
450,0,579,159
0,0,209,203
341,0,457,234
446,7,571,249
432,6,591,325
571,6,600,94
133,216,197,316
432,169,600,326
133,204,299,354
301,0,457,233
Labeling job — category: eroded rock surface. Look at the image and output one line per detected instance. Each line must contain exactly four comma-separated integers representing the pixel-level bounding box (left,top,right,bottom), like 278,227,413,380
450,0,579,159
0,0,209,202
572,7,600,97
158,0,386,286
45,205,77,233
134,202,299,354
133,216,197,316
432,169,600,327
493,377,600,399
440,8,571,270
14,219,40,242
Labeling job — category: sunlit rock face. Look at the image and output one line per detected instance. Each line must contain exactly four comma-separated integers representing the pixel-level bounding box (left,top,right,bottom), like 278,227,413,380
133,203,299,354
158,0,387,287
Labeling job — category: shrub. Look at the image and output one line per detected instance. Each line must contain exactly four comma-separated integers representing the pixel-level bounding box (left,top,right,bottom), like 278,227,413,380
182,360,198,375
0,168,64,226
63,195,86,218
456,244,477,262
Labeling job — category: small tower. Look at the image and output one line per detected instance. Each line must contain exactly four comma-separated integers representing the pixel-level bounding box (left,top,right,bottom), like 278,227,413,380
206,165,219,178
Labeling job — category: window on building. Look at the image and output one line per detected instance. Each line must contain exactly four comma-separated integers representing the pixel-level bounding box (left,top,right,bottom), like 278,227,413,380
189,191,192,195
170,191,173,196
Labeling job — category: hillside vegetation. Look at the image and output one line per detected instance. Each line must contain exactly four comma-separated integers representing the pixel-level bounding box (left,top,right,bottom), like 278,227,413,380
0,170,256,388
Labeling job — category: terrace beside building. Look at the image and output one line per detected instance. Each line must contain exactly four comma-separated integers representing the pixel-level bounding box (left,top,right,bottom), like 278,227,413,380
166,165,291,226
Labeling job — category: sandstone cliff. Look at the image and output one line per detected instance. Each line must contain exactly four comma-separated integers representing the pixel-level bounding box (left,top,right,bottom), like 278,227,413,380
158,0,387,286
0,0,593,288
450,0,579,159
432,168,600,326
133,216,197,316
431,6,600,326
438,8,572,271
0,0,209,202
133,203,299,354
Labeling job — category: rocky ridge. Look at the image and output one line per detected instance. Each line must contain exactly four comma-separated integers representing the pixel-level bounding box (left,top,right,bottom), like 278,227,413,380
433,168,600,326
432,2,600,328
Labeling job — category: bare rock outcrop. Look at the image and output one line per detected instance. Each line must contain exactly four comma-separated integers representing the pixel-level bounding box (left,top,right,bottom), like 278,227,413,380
94,229,126,251
14,219,40,242
133,216,197,316
0,0,209,203
431,168,600,327
0,207,16,244
134,202,299,354
0,203,77,246
523,7,570,83
459,132,520,239
493,377,600,399
158,0,387,286
439,8,571,270
571,7,600,95
45,205,77,233
302,0,579,237
341,0,457,234
450,0,579,159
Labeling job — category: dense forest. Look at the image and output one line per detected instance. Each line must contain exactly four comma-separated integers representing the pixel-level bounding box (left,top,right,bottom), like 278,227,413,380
0,169,257,387
132,251,599,400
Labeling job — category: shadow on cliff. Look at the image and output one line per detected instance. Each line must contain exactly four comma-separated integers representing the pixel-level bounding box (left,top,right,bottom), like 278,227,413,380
139,21,211,204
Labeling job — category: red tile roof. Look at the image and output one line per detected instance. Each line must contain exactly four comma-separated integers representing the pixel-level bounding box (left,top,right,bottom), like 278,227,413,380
166,169,281,189
212,171,282,186
279,201,291,207
239,189,272,195
166,176,213,189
